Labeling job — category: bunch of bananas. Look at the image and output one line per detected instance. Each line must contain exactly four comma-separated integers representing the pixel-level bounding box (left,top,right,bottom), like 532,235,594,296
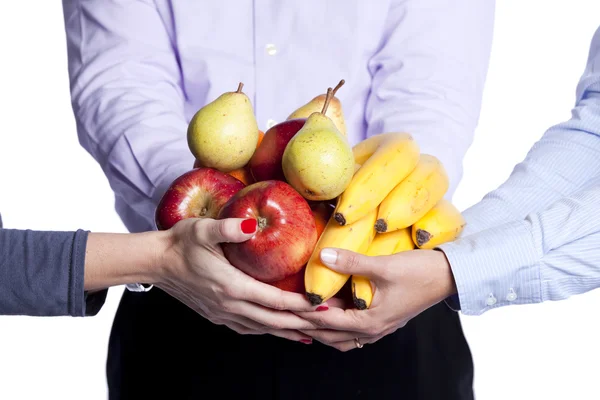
304,132,466,309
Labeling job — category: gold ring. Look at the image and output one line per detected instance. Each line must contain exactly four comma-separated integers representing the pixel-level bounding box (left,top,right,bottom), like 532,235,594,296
354,338,363,349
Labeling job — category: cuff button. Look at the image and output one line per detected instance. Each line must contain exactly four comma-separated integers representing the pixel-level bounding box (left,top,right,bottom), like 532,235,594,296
506,288,517,302
486,293,497,306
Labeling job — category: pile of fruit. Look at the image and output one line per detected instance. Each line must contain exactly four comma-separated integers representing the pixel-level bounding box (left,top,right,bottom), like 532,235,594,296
155,80,466,310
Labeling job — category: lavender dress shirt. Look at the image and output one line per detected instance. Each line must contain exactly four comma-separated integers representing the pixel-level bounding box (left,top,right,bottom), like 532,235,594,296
61,0,495,235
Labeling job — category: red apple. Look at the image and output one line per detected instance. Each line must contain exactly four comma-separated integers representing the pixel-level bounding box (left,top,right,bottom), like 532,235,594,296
271,266,306,294
248,119,306,182
217,180,318,283
155,167,246,230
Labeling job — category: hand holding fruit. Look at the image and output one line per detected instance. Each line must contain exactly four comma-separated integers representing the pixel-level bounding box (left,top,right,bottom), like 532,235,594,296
296,248,458,351
217,180,318,283
154,217,325,343
163,80,357,296
154,78,468,347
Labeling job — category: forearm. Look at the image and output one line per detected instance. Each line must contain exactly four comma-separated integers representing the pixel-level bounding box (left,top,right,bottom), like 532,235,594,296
0,226,173,317
83,231,167,292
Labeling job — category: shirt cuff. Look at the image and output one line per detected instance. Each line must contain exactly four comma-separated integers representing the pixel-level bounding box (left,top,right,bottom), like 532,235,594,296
437,219,543,315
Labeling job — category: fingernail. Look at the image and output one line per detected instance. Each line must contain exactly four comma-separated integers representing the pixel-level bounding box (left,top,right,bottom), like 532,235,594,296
300,339,312,344
241,218,257,234
320,248,338,265
316,305,328,311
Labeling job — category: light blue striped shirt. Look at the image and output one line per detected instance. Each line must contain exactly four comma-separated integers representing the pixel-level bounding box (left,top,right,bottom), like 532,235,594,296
439,25,600,316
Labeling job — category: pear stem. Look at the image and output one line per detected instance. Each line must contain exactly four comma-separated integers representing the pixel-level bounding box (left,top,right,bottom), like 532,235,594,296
331,79,345,97
321,87,333,115
236,82,244,93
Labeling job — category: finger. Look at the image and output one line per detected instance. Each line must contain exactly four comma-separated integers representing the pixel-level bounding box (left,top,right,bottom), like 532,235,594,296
334,342,357,352
335,333,386,352
265,329,314,344
319,248,389,282
223,317,313,343
224,312,268,333
238,278,328,312
226,312,313,342
297,306,370,332
225,320,258,335
325,297,349,310
195,217,257,245
231,300,319,330
300,328,365,345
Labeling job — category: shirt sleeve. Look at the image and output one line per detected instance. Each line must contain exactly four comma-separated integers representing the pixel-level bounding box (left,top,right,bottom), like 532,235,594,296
439,26,600,313
365,0,495,197
458,26,600,238
0,228,106,317
439,182,600,315
61,1,194,230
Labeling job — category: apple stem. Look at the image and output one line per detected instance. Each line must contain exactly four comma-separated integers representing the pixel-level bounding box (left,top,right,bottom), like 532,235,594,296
257,216,268,230
236,82,244,93
331,79,345,97
321,88,333,115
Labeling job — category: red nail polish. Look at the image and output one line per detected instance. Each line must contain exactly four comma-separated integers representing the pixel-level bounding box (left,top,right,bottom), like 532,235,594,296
241,218,257,234
300,339,312,344
316,305,328,311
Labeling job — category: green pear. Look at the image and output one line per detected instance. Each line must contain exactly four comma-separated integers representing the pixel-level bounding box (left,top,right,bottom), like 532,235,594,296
282,87,355,201
187,82,259,172
287,79,347,137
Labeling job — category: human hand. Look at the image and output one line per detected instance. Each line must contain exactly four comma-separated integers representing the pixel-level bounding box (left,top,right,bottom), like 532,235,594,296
153,217,326,344
296,248,457,351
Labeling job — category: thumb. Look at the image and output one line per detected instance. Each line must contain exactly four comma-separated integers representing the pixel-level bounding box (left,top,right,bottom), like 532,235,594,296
319,248,379,278
196,217,257,245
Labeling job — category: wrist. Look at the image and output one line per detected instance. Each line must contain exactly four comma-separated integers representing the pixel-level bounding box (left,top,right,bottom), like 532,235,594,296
147,229,178,286
431,249,458,299
84,231,172,291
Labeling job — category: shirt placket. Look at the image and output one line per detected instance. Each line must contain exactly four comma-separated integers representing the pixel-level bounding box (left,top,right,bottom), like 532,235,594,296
252,2,280,133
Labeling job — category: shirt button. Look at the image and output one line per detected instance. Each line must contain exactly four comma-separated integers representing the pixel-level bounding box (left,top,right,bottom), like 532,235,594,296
486,293,497,306
506,288,517,302
266,119,277,129
265,44,277,56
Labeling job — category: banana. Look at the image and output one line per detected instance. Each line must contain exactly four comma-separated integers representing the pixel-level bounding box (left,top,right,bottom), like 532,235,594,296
350,276,373,310
375,154,449,233
392,229,417,254
352,228,415,310
333,133,420,226
411,199,466,249
304,206,378,306
365,227,413,257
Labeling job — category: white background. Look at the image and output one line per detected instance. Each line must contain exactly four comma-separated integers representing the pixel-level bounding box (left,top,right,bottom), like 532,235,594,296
1,2,599,399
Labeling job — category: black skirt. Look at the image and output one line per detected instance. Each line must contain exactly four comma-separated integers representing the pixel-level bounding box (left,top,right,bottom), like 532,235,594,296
106,288,474,400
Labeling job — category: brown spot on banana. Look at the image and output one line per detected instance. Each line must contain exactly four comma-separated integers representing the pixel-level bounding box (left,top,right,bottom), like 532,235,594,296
415,229,433,247
374,219,387,233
